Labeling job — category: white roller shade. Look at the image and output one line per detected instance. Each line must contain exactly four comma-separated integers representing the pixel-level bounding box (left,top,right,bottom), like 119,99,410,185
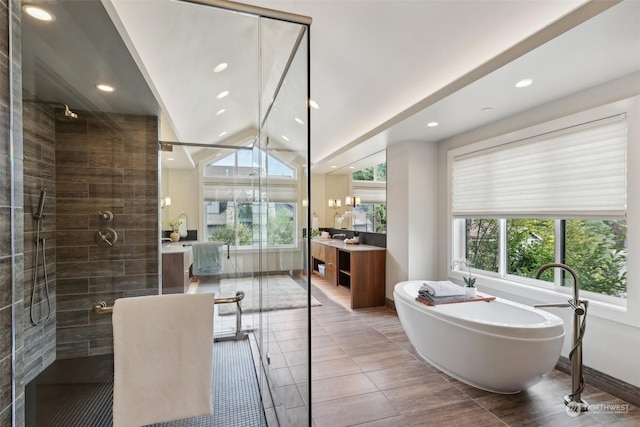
204,180,297,202
352,182,386,204
452,115,627,218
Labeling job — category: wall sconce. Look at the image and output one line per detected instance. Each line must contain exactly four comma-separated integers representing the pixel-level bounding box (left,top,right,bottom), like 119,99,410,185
161,196,172,208
328,199,341,209
345,196,361,206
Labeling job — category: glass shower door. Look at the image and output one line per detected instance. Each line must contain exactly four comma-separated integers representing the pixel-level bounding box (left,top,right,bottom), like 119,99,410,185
257,17,311,426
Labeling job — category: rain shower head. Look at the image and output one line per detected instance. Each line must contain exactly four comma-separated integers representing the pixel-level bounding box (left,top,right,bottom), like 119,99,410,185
24,99,79,120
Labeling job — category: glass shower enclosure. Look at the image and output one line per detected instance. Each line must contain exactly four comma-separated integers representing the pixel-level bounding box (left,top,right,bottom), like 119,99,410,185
15,0,311,425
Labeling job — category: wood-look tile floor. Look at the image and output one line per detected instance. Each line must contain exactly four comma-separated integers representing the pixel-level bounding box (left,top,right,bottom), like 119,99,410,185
304,274,640,427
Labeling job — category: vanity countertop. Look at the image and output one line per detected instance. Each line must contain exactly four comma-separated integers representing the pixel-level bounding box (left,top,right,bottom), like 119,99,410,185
311,237,386,252
161,241,196,254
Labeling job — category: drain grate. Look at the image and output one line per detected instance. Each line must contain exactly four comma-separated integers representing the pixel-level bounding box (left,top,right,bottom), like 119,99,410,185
30,339,267,427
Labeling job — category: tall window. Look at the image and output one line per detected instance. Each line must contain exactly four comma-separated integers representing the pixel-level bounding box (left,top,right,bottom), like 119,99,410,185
464,218,627,297
203,148,297,247
452,112,628,300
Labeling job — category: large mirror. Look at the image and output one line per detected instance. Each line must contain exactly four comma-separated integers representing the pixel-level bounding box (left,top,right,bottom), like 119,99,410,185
321,150,386,233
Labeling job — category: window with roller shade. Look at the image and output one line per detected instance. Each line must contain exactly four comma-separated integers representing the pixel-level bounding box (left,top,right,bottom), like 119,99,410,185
451,114,627,299
203,149,297,247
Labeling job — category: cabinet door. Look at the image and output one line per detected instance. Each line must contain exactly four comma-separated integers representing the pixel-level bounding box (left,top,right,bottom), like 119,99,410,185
162,252,184,294
311,241,325,260
324,247,337,285
350,250,386,309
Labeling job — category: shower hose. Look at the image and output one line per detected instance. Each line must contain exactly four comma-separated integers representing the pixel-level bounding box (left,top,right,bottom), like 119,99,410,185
30,218,52,326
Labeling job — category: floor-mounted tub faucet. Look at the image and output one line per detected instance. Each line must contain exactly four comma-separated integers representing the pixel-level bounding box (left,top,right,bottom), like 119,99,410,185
534,263,589,414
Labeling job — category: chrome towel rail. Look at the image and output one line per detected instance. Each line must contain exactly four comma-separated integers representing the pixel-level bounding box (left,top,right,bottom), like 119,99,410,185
92,291,246,340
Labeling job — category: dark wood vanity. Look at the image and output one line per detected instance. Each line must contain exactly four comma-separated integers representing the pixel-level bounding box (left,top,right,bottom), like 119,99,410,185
162,244,193,294
311,239,386,309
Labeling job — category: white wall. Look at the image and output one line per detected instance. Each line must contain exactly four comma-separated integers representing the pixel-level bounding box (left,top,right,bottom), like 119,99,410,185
435,72,640,387
386,140,439,300
310,173,326,228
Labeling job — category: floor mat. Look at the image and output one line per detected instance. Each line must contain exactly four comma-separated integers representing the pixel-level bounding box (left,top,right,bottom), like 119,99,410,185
28,339,267,427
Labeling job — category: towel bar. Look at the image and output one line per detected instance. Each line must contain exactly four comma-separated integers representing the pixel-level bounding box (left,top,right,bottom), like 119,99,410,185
92,291,246,340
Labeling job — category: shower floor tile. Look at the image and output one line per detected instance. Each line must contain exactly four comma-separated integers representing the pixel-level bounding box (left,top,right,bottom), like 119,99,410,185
26,339,266,427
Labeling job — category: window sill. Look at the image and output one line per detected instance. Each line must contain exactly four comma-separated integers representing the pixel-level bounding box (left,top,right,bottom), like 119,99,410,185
448,271,637,327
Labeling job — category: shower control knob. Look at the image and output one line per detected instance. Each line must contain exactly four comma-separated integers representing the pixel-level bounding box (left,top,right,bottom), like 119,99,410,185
98,211,114,221
96,228,118,247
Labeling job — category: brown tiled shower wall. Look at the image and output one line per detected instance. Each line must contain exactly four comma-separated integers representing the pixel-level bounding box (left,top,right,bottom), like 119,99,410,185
21,104,160,378
2,1,160,421
22,102,57,384
54,112,159,359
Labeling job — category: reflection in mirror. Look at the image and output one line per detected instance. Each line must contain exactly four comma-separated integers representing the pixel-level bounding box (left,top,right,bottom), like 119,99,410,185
325,150,386,233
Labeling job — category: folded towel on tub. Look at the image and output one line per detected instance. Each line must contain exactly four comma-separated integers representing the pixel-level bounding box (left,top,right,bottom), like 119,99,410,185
112,293,214,427
418,292,469,305
419,280,465,297
193,241,223,275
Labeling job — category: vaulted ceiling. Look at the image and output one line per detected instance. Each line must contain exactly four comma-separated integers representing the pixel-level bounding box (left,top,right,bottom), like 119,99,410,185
21,0,640,172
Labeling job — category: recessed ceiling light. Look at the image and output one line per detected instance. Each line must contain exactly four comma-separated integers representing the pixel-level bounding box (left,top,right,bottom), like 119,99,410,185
295,117,304,125
217,90,229,99
515,79,533,88
282,135,290,142
218,131,227,137
216,153,222,157
167,157,174,161
216,109,226,116
349,166,355,169
96,84,115,92
23,5,55,21
481,107,493,112
214,63,228,73
330,165,337,169
427,122,439,127
309,99,319,109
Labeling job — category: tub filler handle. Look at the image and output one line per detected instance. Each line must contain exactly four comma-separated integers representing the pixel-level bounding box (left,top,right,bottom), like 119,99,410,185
92,291,247,341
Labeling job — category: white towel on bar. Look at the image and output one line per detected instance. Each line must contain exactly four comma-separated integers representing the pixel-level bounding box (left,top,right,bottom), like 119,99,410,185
112,293,214,427
420,280,466,297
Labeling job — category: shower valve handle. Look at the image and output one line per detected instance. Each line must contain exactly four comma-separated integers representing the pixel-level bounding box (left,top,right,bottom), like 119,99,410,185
96,228,118,247
98,211,114,221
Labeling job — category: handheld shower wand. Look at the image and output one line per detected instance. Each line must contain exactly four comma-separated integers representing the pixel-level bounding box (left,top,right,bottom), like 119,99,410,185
35,190,46,220
31,190,52,326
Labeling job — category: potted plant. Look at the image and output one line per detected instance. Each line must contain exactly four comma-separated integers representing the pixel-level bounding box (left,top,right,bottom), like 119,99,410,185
453,258,477,297
167,219,182,242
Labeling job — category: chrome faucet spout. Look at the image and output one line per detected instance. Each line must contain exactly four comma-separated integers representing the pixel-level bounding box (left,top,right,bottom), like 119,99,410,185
536,262,579,303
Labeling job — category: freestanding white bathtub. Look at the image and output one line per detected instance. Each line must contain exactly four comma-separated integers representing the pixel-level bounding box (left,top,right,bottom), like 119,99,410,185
394,281,565,394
